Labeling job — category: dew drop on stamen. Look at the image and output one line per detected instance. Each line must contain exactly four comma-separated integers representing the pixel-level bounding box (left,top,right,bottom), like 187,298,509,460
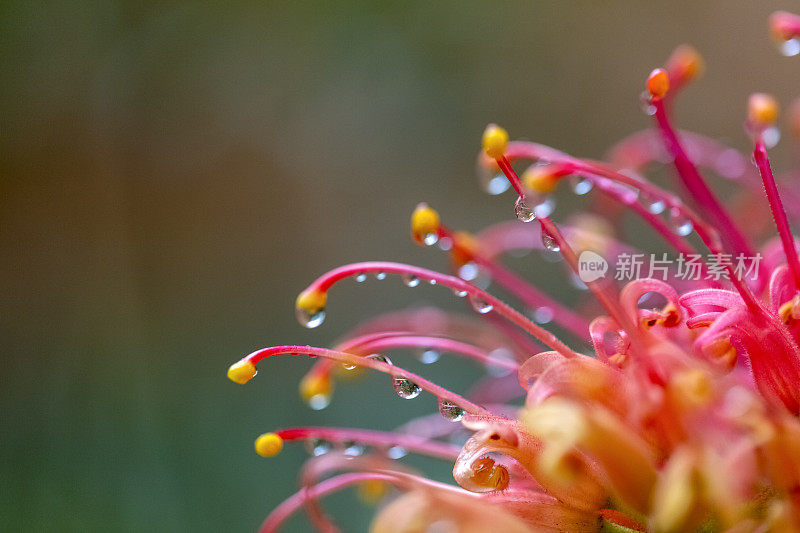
343,441,366,456
639,191,665,215
354,272,367,283
453,288,468,298
306,438,333,456
483,173,511,195
387,445,407,460
402,274,420,287
541,230,560,252
639,90,656,115
468,294,494,314
533,306,554,324
307,393,331,411
423,232,439,246
438,237,453,251
668,207,694,236
428,278,437,286
514,197,536,223
438,399,465,422
570,176,593,195
296,307,326,328
367,353,392,365
763,126,781,149
779,37,800,57
393,377,422,399
458,262,480,281
418,348,440,364
374,271,387,280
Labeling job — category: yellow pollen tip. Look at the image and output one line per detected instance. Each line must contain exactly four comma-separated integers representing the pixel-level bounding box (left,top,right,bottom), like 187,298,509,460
410,203,440,244
299,372,333,402
670,45,704,81
522,166,559,194
482,124,509,159
254,433,284,457
748,93,779,125
227,360,257,384
296,289,327,313
647,68,670,99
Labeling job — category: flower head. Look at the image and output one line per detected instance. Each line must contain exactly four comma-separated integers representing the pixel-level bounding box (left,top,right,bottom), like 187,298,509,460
229,12,800,532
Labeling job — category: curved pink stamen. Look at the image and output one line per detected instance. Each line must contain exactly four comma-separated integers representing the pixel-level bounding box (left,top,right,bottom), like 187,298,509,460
652,98,757,263
240,345,498,417
438,224,591,339
274,426,460,461
306,261,580,358
753,137,800,289
339,333,519,372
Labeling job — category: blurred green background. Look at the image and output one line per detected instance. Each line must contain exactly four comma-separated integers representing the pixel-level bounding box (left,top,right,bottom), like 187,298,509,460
2,1,797,531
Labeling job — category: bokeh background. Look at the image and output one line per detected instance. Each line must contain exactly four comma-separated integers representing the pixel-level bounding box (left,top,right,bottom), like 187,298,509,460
3,1,798,531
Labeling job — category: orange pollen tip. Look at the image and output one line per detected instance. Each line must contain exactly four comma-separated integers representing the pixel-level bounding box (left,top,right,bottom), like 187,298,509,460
482,124,509,159
410,203,441,244
703,338,737,369
227,360,257,384
748,93,779,125
668,45,704,82
522,166,560,194
658,304,682,327
779,301,794,323
647,68,670,99
254,433,284,457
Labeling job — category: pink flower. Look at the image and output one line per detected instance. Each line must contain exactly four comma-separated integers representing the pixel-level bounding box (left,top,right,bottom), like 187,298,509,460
228,11,800,532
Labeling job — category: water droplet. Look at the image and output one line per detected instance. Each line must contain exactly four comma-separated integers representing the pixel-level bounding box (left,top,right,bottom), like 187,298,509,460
486,348,514,377
483,173,511,195
428,278,437,286
438,399,465,422
570,176,593,195
534,196,556,218
354,272,367,283
387,445,407,459
367,353,392,365
402,274,420,287
458,262,480,281
423,232,439,246
779,37,800,57
393,377,421,399
374,271,387,280
307,438,332,456
307,394,331,410
763,126,781,149
541,230,560,252
639,90,656,115
668,208,693,236
437,237,453,251
418,348,440,364
341,360,358,371
639,191,665,214
296,307,326,328
533,306,554,324
468,295,493,314
342,441,365,456
514,197,536,222
453,288,468,298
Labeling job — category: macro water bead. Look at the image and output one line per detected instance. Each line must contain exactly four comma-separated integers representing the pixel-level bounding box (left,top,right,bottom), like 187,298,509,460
228,10,800,533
